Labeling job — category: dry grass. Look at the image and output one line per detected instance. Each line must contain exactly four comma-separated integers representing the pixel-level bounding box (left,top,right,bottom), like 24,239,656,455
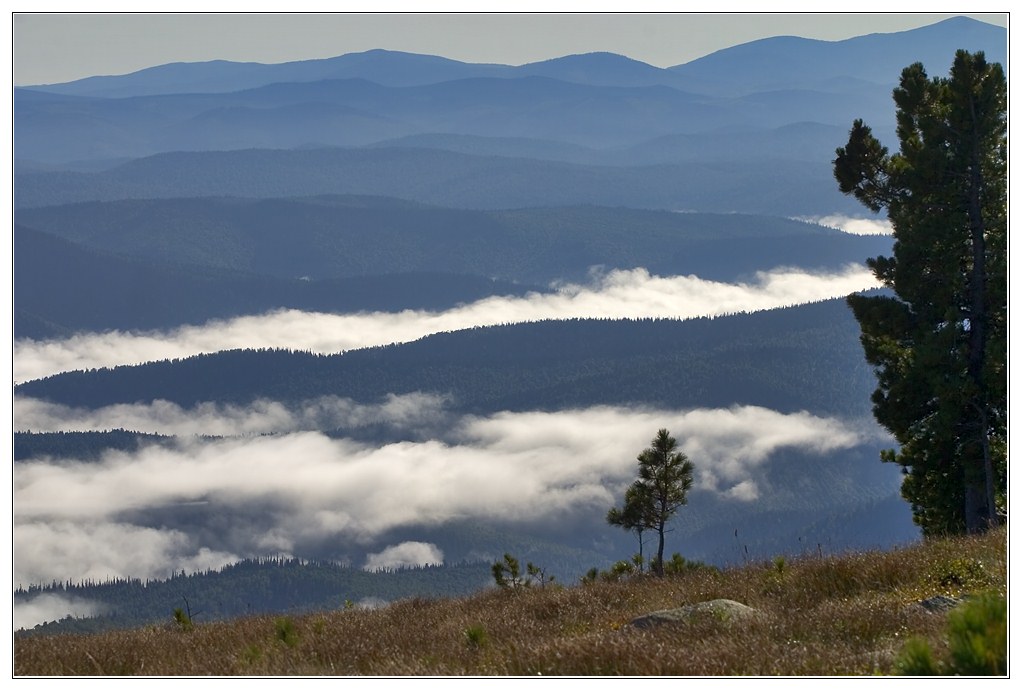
14,526,1006,676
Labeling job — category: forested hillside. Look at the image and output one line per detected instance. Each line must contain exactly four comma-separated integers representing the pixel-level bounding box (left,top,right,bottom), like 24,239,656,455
16,197,889,283
14,223,539,339
14,148,858,216
15,558,493,636
14,199,890,338
13,430,177,461
16,299,877,418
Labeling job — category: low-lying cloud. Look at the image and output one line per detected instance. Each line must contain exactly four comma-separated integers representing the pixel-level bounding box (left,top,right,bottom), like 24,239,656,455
12,594,109,632
14,392,452,436
13,264,878,383
799,214,893,236
363,542,444,572
13,398,885,588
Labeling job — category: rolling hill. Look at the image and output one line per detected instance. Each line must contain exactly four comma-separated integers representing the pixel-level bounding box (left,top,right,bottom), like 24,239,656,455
13,147,865,216
13,223,541,339
17,17,993,630
15,197,891,282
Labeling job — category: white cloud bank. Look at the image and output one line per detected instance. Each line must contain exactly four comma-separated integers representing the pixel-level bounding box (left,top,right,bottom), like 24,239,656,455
13,392,451,436
13,399,885,588
799,214,893,236
363,542,445,572
13,264,879,383
12,594,109,632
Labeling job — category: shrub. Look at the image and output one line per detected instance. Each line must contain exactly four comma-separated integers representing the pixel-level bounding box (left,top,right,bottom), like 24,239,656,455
893,637,940,675
606,559,640,580
492,554,526,589
894,591,1006,676
526,562,556,588
463,624,488,649
173,608,193,632
241,644,263,665
947,592,1007,675
274,617,299,648
664,553,714,576
492,553,556,589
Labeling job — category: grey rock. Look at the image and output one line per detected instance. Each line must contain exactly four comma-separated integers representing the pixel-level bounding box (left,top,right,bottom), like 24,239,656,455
630,598,758,629
916,595,967,613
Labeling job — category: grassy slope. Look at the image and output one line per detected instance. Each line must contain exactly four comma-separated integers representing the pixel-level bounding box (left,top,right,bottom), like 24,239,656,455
13,527,1005,676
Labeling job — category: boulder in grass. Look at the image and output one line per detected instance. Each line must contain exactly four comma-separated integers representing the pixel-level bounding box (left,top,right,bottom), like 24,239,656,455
629,599,758,629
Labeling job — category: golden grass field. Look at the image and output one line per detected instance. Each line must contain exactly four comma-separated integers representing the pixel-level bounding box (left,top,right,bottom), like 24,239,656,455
14,526,1006,676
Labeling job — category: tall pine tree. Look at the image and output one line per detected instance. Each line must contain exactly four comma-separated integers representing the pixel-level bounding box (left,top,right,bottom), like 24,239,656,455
834,50,1006,535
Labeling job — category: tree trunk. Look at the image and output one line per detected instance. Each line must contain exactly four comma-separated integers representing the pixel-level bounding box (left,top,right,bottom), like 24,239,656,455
962,97,995,532
654,524,665,577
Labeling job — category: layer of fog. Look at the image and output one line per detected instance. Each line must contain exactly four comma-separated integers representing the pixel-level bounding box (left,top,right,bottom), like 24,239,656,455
364,541,445,572
13,264,879,383
798,214,893,236
14,396,886,588
14,392,451,437
12,594,109,632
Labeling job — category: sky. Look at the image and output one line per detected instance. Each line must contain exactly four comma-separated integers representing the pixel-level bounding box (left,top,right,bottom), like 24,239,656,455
9,8,1009,86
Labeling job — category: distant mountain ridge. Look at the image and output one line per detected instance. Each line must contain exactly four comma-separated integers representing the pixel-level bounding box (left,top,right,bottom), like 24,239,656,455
13,17,1005,164
670,16,1006,95
17,49,692,98
20,17,1004,98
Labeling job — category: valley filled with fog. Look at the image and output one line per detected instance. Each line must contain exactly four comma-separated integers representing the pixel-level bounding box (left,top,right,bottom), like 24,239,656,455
12,16,1005,632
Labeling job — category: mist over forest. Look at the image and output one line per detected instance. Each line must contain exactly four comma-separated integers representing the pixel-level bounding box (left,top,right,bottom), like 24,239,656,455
12,16,1006,633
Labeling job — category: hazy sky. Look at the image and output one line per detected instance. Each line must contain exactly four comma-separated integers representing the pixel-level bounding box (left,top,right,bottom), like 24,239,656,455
11,10,1008,86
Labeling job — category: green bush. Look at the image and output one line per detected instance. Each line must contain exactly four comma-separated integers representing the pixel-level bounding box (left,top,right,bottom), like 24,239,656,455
241,644,263,665
664,553,714,576
492,554,525,589
463,624,488,649
493,554,555,589
893,637,940,675
606,559,640,580
172,608,193,632
947,592,1007,675
895,592,1006,676
274,617,299,648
